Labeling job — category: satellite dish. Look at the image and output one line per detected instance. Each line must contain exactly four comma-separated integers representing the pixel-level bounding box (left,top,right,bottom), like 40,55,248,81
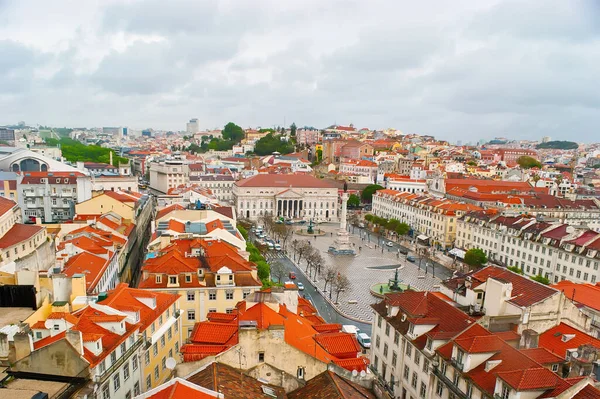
352,370,358,377
360,370,366,377
571,352,579,359
166,357,177,370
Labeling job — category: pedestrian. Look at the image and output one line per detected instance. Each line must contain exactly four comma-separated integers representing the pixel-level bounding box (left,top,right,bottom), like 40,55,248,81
314,235,317,240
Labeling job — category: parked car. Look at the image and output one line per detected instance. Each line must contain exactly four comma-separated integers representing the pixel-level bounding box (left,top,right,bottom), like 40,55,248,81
386,241,394,247
289,271,296,279
297,282,304,291
399,248,409,255
266,242,274,250
274,243,282,251
407,255,416,262
357,333,371,349
342,325,360,336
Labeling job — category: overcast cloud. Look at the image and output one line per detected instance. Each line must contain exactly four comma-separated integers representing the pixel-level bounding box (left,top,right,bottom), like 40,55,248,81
0,0,599,142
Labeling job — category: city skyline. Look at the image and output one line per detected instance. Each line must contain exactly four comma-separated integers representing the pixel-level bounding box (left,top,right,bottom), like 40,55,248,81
1,0,599,142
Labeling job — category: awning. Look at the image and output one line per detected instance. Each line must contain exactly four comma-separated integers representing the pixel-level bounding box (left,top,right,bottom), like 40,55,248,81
449,248,466,259
417,235,429,241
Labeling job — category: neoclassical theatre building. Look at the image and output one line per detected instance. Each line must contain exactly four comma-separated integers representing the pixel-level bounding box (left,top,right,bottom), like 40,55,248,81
233,174,339,221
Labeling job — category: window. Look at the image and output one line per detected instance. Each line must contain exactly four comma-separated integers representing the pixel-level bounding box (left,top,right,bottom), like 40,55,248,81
423,359,429,373
146,375,151,390
420,382,427,398
154,365,159,380
426,338,433,350
552,364,559,372
258,352,265,362
466,382,473,398
132,355,138,371
394,331,400,345
145,351,150,365
169,276,177,284
456,349,464,366
436,381,443,396
121,342,126,354
412,372,418,388
168,326,172,340
161,335,166,348
187,291,195,301
385,323,390,336
376,335,380,348
111,352,117,365
414,350,421,366
187,310,196,321
392,351,397,367
405,343,412,358
377,315,382,328
383,343,388,357
99,360,106,374
123,362,130,380
153,343,158,356
453,370,459,385
226,291,234,300
185,274,192,283
155,275,162,283
501,383,510,399
403,365,410,380
113,373,120,392
133,382,140,396
162,357,166,370
209,292,217,300
175,342,179,352
102,384,110,399
373,355,379,372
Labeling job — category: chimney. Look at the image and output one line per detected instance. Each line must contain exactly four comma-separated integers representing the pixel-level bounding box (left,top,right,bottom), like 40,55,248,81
10,332,33,363
519,329,539,349
66,330,84,356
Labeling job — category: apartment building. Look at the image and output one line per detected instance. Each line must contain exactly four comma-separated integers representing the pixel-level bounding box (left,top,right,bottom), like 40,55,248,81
456,213,600,284
188,174,234,203
138,238,261,337
372,190,482,249
149,158,188,194
369,291,475,398
17,171,92,222
339,159,378,184
384,174,427,194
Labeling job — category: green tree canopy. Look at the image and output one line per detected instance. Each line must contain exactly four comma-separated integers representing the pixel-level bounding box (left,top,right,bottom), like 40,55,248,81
45,137,127,165
347,194,360,208
364,214,374,222
254,133,294,156
386,218,400,231
531,274,550,285
507,265,524,275
536,140,578,150
517,156,542,169
464,248,488,268
290,123,297,136
361,184,384,202
222,122,244,142
395,222,410,236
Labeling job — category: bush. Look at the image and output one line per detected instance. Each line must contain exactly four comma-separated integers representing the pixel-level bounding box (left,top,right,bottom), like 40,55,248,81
237,224,248,240
531,274,550,285
256,260,270,282
507,266,523,275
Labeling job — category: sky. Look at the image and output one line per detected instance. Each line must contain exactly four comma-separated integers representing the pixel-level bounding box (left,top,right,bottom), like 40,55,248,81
1,0,599,142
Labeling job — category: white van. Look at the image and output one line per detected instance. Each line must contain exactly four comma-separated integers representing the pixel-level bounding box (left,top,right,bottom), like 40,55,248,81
357,333,371,349
342,325,360,336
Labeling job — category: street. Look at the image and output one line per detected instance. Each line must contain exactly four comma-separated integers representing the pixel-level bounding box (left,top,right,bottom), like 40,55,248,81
269,252,372,335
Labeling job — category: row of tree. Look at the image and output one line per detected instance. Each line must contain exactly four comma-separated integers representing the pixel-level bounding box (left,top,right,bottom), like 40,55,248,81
45,137,128,166
289,239,350,303
363,214,410,237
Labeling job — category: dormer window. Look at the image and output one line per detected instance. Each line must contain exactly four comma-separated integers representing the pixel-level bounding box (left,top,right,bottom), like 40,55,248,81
156,275,162,283
169,276,177,284
501,383,510,399
456,349,465,366
426,338,433,350
408,323,415,335
185,274,192,283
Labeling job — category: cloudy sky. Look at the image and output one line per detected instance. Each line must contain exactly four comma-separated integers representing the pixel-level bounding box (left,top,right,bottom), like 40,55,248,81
1,0,599,142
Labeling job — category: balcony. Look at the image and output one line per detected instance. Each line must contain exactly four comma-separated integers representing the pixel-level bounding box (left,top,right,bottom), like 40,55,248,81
94,337,144,385
591,318,600,328
432,367,467,399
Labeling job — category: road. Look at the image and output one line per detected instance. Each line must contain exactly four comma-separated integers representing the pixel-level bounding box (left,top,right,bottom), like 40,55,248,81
271,252,372,335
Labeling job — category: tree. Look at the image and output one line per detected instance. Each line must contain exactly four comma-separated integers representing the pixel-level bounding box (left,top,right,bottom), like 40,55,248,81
361,184,384,202
322,266,337,293
467,160,477,166
364,214,374,223
531,274,550,285
395,222,410,237
464,248,488,268
270,261,287,283
222,122,244,142
296,240,312,265
256,260,270,282
333,274,350,303
507,265,524,275
517,156,542,169
237,223,248,240
290,123,297,137
273,223,293,249
347,194,360,208
316,149,323,162
536,140,578,150
254,133,294,156
386,218,400,231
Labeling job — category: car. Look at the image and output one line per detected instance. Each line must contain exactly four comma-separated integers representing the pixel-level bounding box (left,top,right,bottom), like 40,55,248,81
407,255,416,262
297,282,304,290
266,242,274,250
289,271,296,279
274,244,282,251
357,333,371,349
386,241,394,247
303,293,312,303
399,248,409,255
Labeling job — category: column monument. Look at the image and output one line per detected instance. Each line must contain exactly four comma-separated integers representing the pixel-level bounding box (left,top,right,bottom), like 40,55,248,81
328,182,355,256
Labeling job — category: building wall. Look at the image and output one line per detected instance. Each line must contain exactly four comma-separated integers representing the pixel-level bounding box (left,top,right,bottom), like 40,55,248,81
1,227,47,265
75,195,134,221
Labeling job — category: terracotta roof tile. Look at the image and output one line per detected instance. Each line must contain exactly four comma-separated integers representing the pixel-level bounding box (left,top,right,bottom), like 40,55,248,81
0,224,44,249
497,367,558,391
538,322,600,359
520,348,565,365
288,370,376,399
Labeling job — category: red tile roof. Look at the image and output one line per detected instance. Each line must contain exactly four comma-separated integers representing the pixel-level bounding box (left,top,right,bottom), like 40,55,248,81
0,223,44,249
288,370,376,399
551,281,600,311
189,322,239,345
0,196,16,217
20,171,85,185
573,384,600,399
156,204,186,220
144,379,221,399
62,251,112,293
497,367,558,391
520,348,565,365
314,332,361,358
538,322,600,359
454,335,505,353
